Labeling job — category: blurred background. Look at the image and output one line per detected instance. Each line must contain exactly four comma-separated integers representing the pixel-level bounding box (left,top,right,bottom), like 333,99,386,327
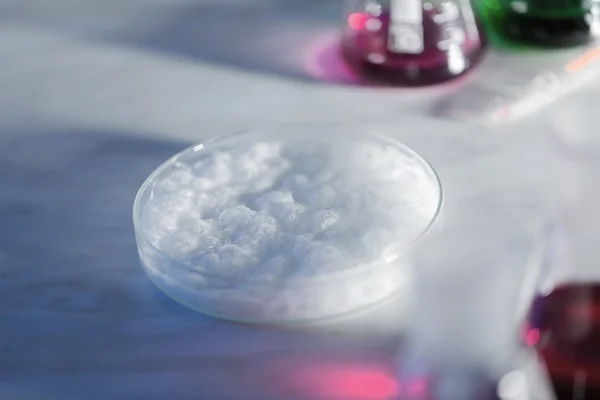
1,0,598,399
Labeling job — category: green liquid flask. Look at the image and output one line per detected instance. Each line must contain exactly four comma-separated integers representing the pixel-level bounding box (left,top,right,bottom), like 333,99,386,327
481,0,599,47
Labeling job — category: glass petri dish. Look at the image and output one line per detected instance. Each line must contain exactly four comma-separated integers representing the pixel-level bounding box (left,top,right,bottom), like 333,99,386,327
133,126,443,325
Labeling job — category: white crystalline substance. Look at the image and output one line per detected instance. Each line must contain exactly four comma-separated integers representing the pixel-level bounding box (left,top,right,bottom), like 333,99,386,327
140,140,439,321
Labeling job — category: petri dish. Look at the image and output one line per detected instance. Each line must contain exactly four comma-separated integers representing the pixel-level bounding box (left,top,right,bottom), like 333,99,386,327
133,126,443,324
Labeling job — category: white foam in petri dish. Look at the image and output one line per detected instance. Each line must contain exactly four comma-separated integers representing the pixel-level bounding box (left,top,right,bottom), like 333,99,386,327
133,126,443,324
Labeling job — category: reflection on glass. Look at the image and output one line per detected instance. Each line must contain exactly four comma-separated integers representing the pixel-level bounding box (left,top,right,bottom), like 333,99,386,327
396,216,555,399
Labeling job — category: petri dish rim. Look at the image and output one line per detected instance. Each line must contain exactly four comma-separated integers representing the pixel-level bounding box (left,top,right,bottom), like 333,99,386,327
132,124,444,284
142,265,411,326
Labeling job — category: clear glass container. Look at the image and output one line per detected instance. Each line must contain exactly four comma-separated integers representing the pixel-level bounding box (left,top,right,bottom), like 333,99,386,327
522,92,600,399
394,211,556,400
133,126,443,325
480,0,600,47
341,0,487,85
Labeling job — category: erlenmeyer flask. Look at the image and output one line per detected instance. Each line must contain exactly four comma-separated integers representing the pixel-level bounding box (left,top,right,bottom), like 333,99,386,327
521,207,600,400
395,215,556,399
481,0,600,47
341,0,487,86
521,95,600,400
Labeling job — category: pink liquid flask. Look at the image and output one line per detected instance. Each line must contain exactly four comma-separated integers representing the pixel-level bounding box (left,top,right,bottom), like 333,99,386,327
518,109,600,400
341,0,487,86
525,283,600,400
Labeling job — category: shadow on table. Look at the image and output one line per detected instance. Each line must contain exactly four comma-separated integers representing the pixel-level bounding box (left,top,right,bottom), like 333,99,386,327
100,0,364,86
0,128,189,317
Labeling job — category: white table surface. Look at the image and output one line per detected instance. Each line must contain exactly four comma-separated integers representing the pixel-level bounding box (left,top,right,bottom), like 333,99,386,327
0,0,590,399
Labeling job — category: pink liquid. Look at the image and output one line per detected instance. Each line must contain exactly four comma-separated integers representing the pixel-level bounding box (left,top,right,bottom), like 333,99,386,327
524,283,600,399
341,9,486,86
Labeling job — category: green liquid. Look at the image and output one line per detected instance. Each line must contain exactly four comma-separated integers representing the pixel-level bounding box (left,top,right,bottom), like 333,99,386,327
478,0,595,48
495,0,590,19
476,0,529,50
